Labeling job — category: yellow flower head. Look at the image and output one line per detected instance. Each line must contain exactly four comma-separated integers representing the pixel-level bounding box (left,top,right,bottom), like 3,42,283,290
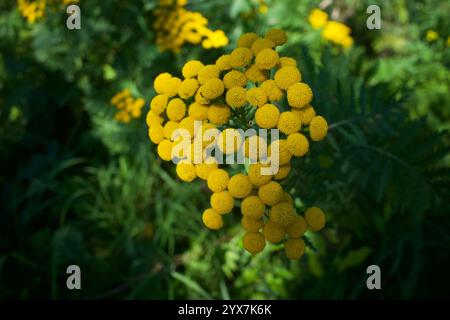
237,32,259,48
308,9,328,29
269,202,295,226
263,220,285,243
228,173,252,199
202,208,224,230
260,80,284,102
188,102,209,121
251,37,275,54
286,132,309,157
176,160,197,182
279,57,297,68
150,94,169,115
285,214,307,238
255,48,280,70
215,54,232,71
225,86,247,108
199,78,225,100
197,64,221,84
166,98,187,121
292,105,316,124
426,30,439,42
223,70,247,89
229,47,254,68
182,60,204,79
245,64,269,83
208,103,231,125
255,104,280,129
284,238,305,260
163,121,179,140
195,157,218,180
265,29,288,46
258,181,283,206
157,139,174,161
207,168,230,192
274,66,302,90
288,82,313,109
309,115,328,141
248,163,272,187
243,232,265,254
305,206,326,231
277,111,302,134
246,87,268,107
274,164,291,180
241,216,264,232
210,191,234,214
241,195,265,219
148,124,165,144
178,78,199,99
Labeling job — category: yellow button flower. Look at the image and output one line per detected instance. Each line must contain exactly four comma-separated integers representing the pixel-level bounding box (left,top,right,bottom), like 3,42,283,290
178,116,196,137
208,103,231,125
255,104,280,128
157,139,174,161
246,87,268,107
202,208,223,230
258,181,283,206
216,54,232,71
199,78,225,100
285,214,307,238
292,105,316,125
260,80,283,101
268,139,292,166
146,110,164,127
278,111,302,134
283,192,294,205
251,38,275,54
150,94,169,115
197,64,221,84
229,47,254,68
286,133,309,157
284,238,305,260
305,206,326,231
188,102,209,121
195,90,210,105
269,202,295,226
279,57,297,67
167,98,187,121
309,115,328,141
245,64,269,83
265,29,287,46
241,216,264,232
176,160,197,182
207,168,230,192
148,124,165,144
243,232,265,254
225,86,247,108
223,70,247,89
178,78,199,99
237,32,259,48
154,72,172,94
274,164,291,180
263,220,285,243
274,66,302,90
210,191,234,214
163,121,179,140
164,77,182,97
308,9,328,30
195,157,218,180
287,82,313,108
248,163,272,187
244,135,268,161
228,173,252,199
182,60,204,79
241,195,265,219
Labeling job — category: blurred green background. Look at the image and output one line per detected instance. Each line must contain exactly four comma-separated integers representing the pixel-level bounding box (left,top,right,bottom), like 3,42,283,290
1,0,449,299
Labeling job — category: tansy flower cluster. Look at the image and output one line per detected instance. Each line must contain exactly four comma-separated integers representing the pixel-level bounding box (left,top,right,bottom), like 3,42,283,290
146,29,329,260
153,0,229,52
308,9,354,48
111,89,145,124
17,0,78,24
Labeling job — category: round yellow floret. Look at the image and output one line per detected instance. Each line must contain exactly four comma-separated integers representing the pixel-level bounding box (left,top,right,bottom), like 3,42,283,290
245,64,269,83
208,103,231,125
241,195,265,219
274,165,291,180
178,116,196,138
207,168,230,192
195,90,210,105
287,82,313,108
246,87,268,107
251,38,275,54
225,86,247,108
255,104,280,129
163,121,179,140
279,57,297,67
269,202,295,227
248,163,272,187
286,214,307,238
182,60,204,79
255,48,279,70
200,78,225,100
146,110,164,127
292,105,316,124
309,115,328,142
237,32,259,48
269,139,292,166
223,70,247,89
157,139,173,161
148,124,165,144
229,47,254,68
283,192,294,205
278,111,302,134
188,102,209,121
210,191,234,214
216,54,232,71
176,160,197,182
305,206,326,231
263,220,285,243
244,135,268,161
258,181,284,206
218,128,243,155
154,72,172,94
260,80,283,102
274,66,301,90
178,78,199,99
164,77,182,97
197,64,221,84
167,98,186,121
284,238,305,260
265,29,288,46
228,174,252,199
195,157,218,180
286,133,309,157
202,208,223,230
150,94,168,115
243,232,265,254
241,216,264,232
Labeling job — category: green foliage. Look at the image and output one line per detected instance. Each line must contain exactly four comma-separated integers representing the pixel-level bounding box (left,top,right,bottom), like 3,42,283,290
0,0,449,299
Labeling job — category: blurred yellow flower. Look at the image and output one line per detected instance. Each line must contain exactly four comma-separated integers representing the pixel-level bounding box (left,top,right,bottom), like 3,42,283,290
111,89,145,123
17,0,79,24
426,30,439,42
308,9,328,30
